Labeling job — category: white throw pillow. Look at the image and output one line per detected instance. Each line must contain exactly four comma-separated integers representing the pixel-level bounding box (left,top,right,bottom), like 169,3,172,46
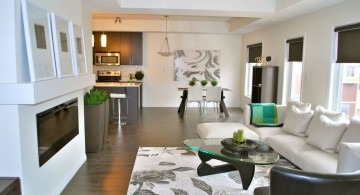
306,106,347,137
287,100,311,112
307,115,347,153
282,105,313,136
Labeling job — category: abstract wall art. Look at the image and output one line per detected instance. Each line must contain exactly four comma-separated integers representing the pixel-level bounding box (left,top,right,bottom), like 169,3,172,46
174,50,220,81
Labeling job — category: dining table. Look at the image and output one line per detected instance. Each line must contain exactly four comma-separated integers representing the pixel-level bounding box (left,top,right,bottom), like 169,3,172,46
177,87,231,118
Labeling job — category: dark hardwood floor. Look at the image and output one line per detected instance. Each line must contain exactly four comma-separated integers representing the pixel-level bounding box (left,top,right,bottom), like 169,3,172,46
61,107,243,195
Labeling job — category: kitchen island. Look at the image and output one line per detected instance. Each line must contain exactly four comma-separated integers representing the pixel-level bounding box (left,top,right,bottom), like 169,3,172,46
95,82,141,121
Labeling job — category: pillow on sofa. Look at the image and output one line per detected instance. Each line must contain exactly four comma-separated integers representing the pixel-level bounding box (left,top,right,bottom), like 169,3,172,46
307,115,347,153
282,105,313,136
287,100,312,112
306,105,347,137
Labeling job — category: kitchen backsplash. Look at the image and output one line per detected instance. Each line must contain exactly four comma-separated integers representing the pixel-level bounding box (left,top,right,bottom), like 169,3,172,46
93,65,144,81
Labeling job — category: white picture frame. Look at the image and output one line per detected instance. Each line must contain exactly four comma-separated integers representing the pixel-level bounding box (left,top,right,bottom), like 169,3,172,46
70,23,87,75
21,0,57,81
50,13,75,78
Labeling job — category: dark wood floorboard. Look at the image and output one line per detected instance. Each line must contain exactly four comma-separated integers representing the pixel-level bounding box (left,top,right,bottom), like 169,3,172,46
61,107,243,195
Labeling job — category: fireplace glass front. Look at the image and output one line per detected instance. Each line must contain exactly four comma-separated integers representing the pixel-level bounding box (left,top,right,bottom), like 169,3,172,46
36,98,79,166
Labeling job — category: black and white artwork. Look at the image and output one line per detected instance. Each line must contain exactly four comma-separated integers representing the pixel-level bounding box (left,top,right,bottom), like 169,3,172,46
70,23,87,75
22,0,57,81
174,50,220,81
51,13,75,77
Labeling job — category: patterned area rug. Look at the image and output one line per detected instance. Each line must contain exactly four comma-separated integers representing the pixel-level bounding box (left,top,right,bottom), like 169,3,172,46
127,147,295,195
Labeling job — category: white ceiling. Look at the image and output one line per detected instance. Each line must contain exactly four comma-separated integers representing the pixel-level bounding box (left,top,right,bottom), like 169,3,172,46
84,0,349,34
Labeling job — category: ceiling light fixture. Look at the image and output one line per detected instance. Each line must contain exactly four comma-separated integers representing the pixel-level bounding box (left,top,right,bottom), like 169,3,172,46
114,17,122,23
158,16,174,57
101,19,107,47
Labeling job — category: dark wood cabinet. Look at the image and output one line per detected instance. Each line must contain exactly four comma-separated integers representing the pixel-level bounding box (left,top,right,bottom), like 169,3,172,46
93,32,143,65
251,66,278,103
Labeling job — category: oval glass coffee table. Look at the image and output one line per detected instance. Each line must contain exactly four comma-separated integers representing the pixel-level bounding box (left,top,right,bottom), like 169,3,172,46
184,138,279,190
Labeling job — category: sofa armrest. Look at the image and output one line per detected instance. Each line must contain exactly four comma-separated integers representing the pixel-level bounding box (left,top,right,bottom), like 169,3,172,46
243,104,287,127
337,142,360,173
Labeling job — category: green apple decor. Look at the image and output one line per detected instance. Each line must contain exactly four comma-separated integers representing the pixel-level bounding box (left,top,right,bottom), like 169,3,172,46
134,70,144,80
211,80,218,86
200,80,208,87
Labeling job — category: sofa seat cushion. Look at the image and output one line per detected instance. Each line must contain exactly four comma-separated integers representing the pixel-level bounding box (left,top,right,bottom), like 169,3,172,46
250,126,285,143
294,150,338,173
196,123,260,141
267,134,316,162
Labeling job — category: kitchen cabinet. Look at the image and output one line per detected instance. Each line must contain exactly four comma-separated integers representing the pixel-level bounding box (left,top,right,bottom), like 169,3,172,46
251,66,278,103
94,83,141,121
93,32,143,65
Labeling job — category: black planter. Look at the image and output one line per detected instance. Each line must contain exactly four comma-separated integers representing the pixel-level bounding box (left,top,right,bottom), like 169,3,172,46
84,99,109,153
135,72,144,80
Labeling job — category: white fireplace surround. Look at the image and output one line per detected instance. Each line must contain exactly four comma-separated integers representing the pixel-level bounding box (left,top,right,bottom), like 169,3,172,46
0,74,95,194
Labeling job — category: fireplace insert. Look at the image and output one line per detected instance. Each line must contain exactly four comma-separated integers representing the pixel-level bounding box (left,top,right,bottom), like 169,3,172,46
36,98,79,166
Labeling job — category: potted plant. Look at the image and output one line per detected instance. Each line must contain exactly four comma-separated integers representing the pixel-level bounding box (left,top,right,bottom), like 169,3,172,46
211,80,218,86
189,80,196,86
200,80,208,87
134,70,144,80
84,89,110,153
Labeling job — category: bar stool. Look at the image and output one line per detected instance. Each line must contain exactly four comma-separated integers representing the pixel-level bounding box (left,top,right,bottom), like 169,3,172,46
110,93,128,125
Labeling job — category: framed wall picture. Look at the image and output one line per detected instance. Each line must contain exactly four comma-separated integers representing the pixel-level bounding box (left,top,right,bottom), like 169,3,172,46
70,23,87,75
174,50,220,81
50,13,75,77
21,0,57,81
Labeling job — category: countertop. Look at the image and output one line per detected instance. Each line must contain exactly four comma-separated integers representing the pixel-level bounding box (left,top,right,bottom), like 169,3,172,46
95,82,141,87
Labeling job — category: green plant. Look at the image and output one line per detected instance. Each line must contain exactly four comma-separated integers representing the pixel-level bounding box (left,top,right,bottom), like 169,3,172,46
200,80,208,86
84,89,109,105
211,80,218,86
189,80,196,86
134,70,144,80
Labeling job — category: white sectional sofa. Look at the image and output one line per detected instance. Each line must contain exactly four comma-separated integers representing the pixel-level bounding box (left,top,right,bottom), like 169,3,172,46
196,102,360,174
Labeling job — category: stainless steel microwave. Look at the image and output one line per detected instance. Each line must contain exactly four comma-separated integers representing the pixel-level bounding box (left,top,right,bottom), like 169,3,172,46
94,52,120,66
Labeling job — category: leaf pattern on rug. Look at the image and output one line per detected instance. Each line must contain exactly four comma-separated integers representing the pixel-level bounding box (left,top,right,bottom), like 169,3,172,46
159,162,176,166
171,188,189,195
133,189,157,195
228,171,242,184
170,167,195,172
191,178,213,195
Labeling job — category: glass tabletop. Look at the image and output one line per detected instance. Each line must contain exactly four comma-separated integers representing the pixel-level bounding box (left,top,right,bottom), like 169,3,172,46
184,138,279,165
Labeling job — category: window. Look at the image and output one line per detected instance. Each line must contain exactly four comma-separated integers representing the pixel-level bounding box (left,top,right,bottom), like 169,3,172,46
285,38,304,102
245,43,262,97
332,23,360,118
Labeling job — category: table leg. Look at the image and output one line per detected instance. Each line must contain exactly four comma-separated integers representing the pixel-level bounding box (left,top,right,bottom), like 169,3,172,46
220,91,229,117
178,90,187,117
197,151,255,190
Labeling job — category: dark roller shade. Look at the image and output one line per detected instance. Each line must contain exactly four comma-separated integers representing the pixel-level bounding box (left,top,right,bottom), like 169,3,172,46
247,43,262,63
335,23,360,63
287,37,303,62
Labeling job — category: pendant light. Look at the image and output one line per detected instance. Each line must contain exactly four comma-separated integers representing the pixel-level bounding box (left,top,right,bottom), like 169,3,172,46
158,16,174,57
101,19,107,47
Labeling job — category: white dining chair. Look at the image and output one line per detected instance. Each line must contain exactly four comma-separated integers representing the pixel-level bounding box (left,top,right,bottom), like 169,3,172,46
204,86,222,114
186,86,204,115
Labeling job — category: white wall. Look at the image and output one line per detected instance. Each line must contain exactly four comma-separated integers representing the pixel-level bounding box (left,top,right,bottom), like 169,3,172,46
143,33,242,107
93,32,242,107
240,0,360,109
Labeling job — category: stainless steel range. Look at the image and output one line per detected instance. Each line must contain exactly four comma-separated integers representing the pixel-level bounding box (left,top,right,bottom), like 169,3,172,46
97,70,121,82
